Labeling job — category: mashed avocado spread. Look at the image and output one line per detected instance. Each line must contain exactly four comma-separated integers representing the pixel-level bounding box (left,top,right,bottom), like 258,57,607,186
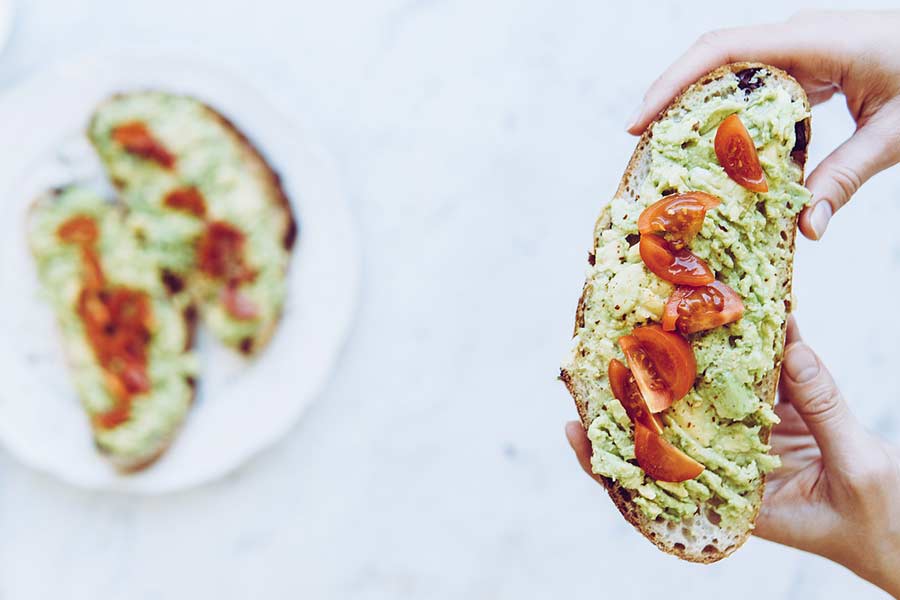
29,187,196,462
570,71,810,528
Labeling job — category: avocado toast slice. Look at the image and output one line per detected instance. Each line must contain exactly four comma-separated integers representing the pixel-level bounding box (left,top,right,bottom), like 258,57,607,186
87,91,297,355
29,186,197,472
560,63,811,562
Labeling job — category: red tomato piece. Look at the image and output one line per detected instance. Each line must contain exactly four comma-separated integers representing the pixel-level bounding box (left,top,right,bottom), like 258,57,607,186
637,192,721,249
608,359,663,434
111,121,176,169
618,325,696,413
633,423,705,482
662,281,745,334
57,215,99,245
639,234,714,285
197,221,254,284
714,114,768,193
164,186,207,217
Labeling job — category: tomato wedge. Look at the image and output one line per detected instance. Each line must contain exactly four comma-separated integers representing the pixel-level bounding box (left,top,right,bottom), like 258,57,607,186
633,423,704,482
608,359,663,434
57,215,99,245
164,186,207,217
639,234,714,285
112,121,176,169
618,325,696,413
662,281,745,334
637,192,721,249
714,114,768,193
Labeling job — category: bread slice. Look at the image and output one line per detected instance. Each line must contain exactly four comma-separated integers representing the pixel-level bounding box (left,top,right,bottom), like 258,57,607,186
29,186,198,472
560,63,811,562
86,91,297,356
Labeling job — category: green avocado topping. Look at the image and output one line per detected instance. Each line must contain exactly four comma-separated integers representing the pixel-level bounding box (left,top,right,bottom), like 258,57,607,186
568,70,811,529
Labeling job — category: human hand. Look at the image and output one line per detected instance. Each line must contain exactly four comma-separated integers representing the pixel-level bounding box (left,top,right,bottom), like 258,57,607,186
754,317,900,595
626,10,900,241
565,316,900,594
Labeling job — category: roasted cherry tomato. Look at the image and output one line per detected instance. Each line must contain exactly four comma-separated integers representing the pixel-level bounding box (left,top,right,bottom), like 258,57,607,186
111,121,176,169
164,186,207,217
197,221,254,284
608,359,663,434
633,423,704,482
222,286,259,321
639,234,714,286
637,192,721,249
714,114,768,193
618,325,696,413
662,281,745,334
57,215,99,245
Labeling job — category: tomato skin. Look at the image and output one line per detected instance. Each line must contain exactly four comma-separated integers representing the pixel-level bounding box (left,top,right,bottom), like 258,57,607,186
57,215,99,245
633,423,705,482
631,325,696,402
639,234,714,286
112,121,176,169
662,281,745,334
608,359,663,434
197,221,254,284
714,114,768,193
618,325,696,413
164,187,207,217
637,192,721,249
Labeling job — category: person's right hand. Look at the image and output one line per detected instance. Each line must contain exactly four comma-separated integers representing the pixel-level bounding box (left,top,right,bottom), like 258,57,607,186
626,10,900,240
754,317,900,596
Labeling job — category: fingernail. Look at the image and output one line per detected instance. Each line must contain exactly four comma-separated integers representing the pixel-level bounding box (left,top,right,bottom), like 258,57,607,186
809,201,832,240
784,342,820,383
626,105,643,131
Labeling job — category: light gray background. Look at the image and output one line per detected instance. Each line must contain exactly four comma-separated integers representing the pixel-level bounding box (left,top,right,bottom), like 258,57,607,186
1,1,898,599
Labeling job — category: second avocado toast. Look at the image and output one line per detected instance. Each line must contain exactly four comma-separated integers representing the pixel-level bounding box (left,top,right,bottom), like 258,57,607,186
30,92,297,471
88,91,297,355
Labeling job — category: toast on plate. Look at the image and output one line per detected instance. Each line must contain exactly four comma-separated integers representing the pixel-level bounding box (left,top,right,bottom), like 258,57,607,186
29,186,197,471
88,91,297,355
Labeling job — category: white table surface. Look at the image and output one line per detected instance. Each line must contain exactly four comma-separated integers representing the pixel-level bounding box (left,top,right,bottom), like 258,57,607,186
0,1,898,599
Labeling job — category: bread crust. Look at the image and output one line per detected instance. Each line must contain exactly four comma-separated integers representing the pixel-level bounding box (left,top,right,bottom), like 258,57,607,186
561,62,810,563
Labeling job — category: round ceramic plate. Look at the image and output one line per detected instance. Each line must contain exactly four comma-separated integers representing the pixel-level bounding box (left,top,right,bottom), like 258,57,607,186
0,52,359,493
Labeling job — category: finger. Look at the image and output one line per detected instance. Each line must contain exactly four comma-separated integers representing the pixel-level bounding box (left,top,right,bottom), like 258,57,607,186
799,114,900,239
565,420,595,478
779,321,868,471
627,23,842,134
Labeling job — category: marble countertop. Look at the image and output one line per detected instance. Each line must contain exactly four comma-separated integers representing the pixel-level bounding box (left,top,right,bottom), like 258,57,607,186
0,1,897,598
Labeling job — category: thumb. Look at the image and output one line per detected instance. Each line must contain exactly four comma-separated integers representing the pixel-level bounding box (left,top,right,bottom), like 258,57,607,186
779,318,868,470
800,114,900,240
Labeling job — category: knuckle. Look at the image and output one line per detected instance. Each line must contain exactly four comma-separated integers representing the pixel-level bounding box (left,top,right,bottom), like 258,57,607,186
696,30,725,51
828,163,864,207
798,382,844,425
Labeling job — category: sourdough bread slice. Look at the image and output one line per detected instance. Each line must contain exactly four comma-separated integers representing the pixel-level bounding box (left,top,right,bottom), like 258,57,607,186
87,91,297,356
29,186,197,472
560,63,811,562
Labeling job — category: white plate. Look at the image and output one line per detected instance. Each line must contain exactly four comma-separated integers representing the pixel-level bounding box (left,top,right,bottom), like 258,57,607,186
0,52,359,494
